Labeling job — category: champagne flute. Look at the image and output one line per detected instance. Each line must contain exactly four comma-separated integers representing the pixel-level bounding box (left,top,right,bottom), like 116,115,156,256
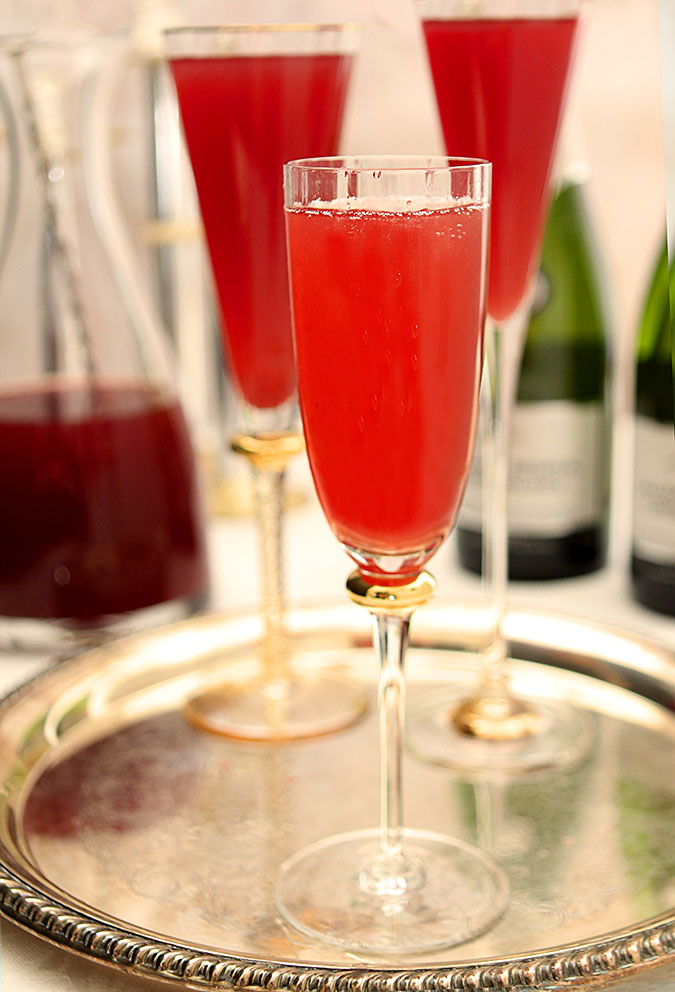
409,0,592,775
164,24,366,740
275,156,508,954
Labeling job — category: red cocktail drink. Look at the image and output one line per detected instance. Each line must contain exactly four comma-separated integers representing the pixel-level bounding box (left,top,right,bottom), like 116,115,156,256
422,17,578,320
287,198,487,580
169,47,353,410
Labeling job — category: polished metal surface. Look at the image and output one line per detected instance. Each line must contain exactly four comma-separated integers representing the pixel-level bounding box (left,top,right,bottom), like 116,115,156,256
0,602,673,989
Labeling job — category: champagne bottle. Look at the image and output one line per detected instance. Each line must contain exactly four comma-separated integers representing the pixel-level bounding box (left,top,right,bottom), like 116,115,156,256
630,239,675,615
457,168,612,580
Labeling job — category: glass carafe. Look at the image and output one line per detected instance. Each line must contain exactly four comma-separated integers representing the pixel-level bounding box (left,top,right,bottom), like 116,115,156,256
0,32,209,653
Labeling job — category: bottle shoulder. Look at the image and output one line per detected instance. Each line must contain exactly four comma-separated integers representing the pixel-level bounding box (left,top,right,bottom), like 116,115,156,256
634,239,673,422
525,180,610,348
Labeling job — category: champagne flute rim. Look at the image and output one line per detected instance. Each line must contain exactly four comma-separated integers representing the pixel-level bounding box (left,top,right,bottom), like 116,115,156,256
163,22,360,39
414,0,582,17
1,30,123,54
162,23,360,58
285,154,490,173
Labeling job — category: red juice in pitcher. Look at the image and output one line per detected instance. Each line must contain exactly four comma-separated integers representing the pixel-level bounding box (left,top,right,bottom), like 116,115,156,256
169,51,353,410
422,17,578,320
0,381,208,621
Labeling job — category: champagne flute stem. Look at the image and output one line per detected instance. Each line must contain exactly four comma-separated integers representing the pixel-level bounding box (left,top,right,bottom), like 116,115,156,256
372,609,411,861
250,461,289,691
480,311,528,692
453,307,543,739
347,571,436,892
233,431,304,695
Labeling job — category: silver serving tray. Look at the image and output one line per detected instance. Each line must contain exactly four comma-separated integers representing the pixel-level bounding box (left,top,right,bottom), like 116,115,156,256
0,601,673,990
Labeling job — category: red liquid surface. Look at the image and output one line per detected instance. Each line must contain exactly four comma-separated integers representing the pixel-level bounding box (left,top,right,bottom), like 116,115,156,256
170,52,353,410
0,382,208,621
287,202,487,580
422,17,578,321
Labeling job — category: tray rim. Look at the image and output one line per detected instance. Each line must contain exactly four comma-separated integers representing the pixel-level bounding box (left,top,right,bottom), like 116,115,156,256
0,868,672,990
0,601,673,990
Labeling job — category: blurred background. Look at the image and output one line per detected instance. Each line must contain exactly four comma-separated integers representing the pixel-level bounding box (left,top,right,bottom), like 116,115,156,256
0,0,665,421
100,1,667,426
112,0,668,568
0,0,670,632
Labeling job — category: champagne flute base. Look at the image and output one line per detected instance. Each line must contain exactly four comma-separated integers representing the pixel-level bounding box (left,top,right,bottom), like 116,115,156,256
407,685,593,777
275,827,508,956
184,675,367,741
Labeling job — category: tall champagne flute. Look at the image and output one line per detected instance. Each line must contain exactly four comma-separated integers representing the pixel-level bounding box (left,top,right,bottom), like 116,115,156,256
164,24,366,740
409,0,591,774
275,156,508,954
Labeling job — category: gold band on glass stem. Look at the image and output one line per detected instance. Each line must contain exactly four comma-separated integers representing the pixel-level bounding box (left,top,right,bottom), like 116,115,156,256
452,693,545,740
231,431,305,472
346,570,436,614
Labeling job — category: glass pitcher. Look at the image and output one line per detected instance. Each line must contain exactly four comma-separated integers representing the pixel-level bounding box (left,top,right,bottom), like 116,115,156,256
0,31,209,653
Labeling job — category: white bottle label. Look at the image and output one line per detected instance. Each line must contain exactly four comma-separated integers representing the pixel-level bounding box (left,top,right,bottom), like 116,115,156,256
459,401,609,537
632,415,675,563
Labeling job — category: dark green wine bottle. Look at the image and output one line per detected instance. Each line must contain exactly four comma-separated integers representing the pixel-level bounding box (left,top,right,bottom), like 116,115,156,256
631,239,675,615
457,171,612,580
